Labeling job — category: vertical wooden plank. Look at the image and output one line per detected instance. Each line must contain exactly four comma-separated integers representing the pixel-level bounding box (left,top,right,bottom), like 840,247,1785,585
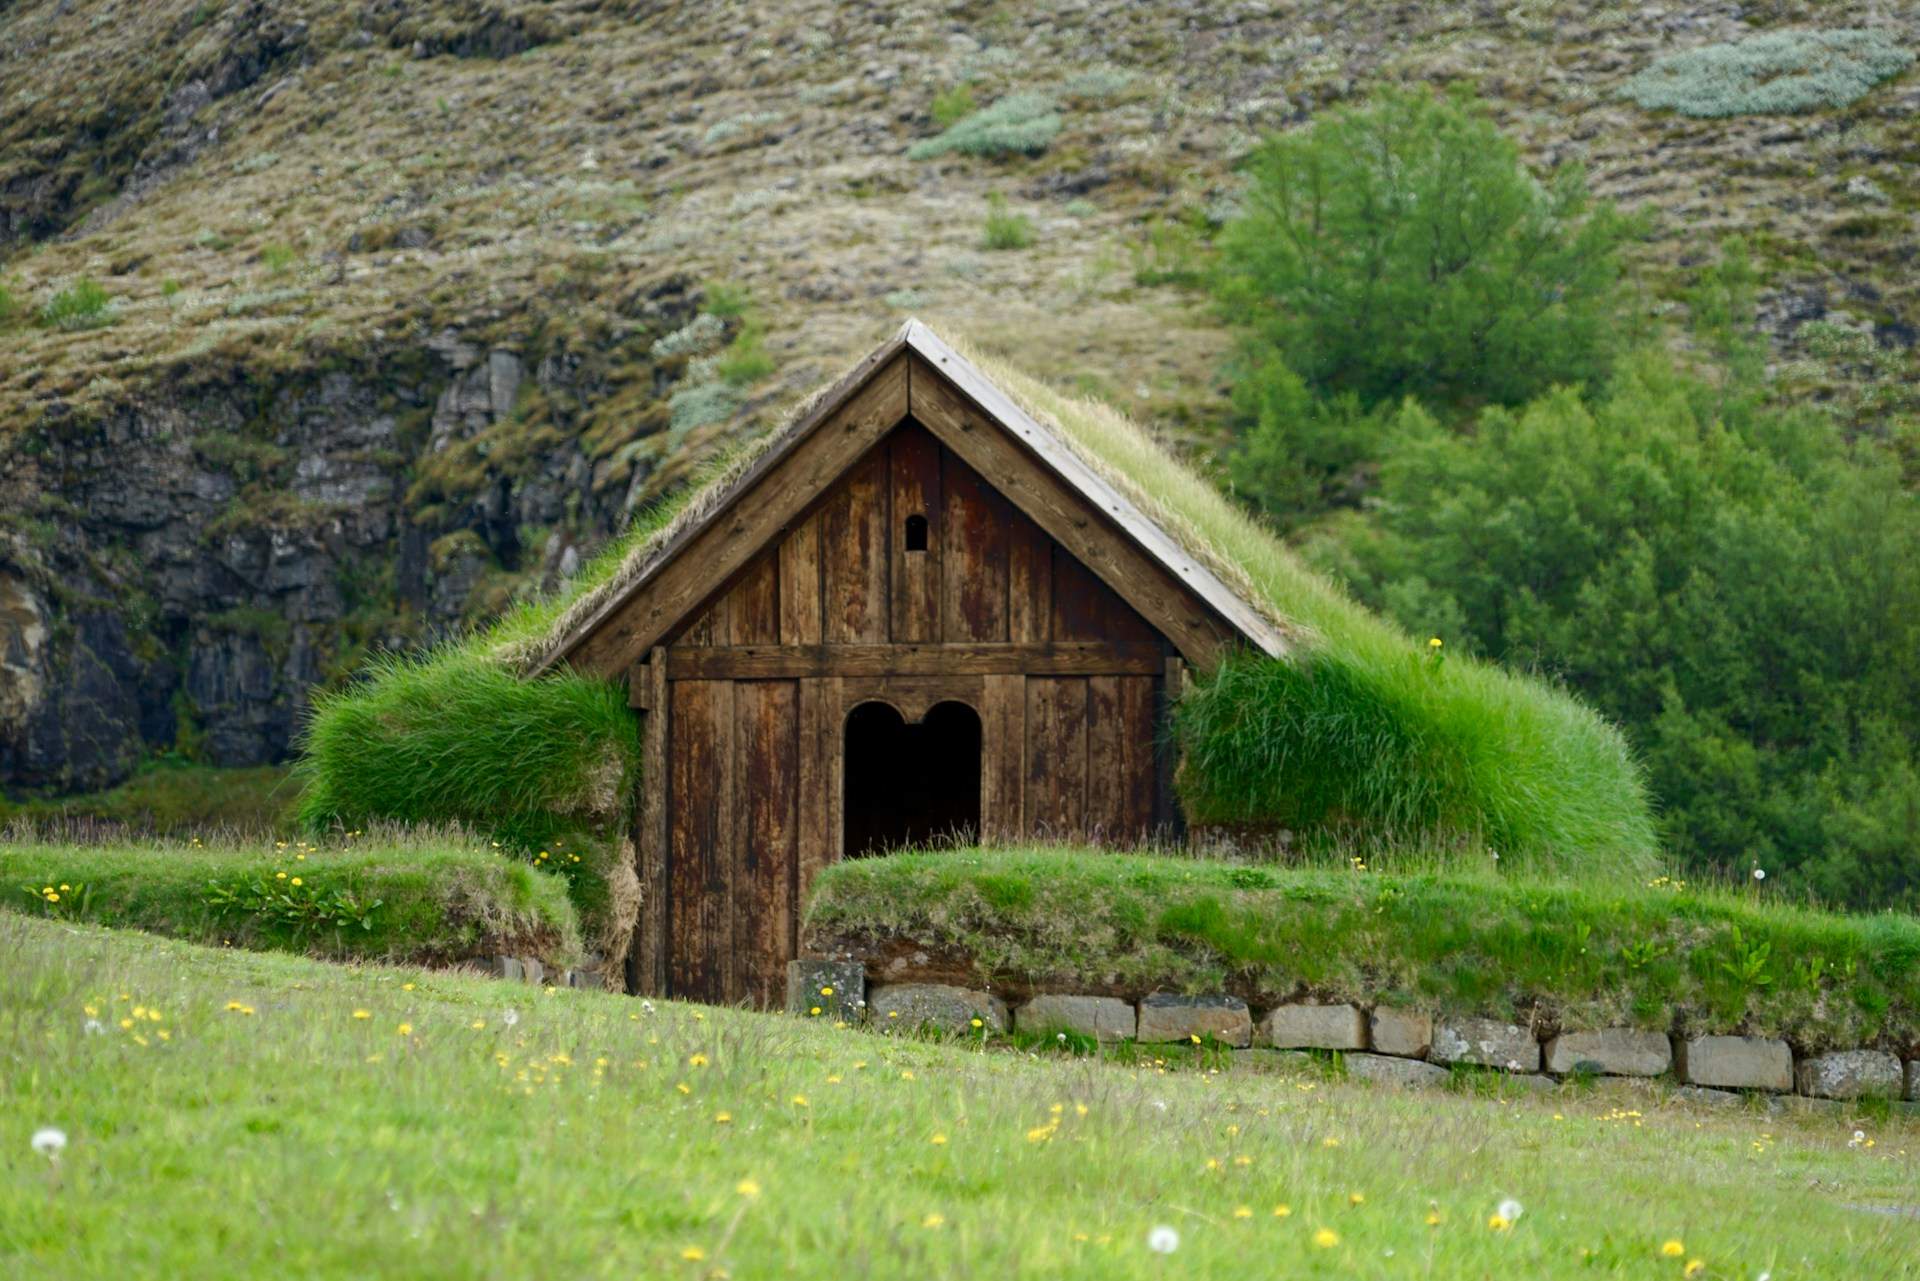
796,676,843,906
728,555,780,645
779,513,824,645
1007,512,1051,643
735,680,798,1008
1118,674,1157,841
822,453,889,643
667,679,716,998
981,673,1025,842
633,649,669,996
1024,678,1091,836
678,601,718,647
1086,675,1123,843
888,426,942,643
709,681,736,1002
940,449,1010,642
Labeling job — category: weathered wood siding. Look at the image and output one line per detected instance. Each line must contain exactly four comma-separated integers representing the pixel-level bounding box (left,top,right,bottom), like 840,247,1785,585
647,423,1177,1007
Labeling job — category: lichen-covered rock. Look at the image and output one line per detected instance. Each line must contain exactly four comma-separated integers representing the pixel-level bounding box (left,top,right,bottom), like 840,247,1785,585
1674,1035,1793,1092
1259,1002,1366,1050
1543,1028,1673,1077
787,958,866,1019
868,983,1008,1035
1136,994,1252,1047
1793,1049,1902,1100
1344,1052,1449,1088
1431,1018,1540,1072
1369,1008,1432,1059
1015,994,1135,1042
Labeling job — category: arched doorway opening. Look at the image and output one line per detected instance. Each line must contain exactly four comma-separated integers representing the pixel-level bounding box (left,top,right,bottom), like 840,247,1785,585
843,700,982,857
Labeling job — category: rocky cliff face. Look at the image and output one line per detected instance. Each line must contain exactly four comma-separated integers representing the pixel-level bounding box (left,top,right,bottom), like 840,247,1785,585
0,284,703,791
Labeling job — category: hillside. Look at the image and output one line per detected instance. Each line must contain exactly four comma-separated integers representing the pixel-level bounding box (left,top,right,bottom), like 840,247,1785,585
5,912,1917,1278
3,0,1917,793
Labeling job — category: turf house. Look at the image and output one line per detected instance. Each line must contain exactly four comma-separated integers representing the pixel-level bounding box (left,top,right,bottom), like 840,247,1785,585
300,321,1657,1005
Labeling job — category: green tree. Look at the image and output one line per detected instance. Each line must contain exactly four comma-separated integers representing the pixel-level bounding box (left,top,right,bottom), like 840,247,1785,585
1332,352,1920,906
1216,86,1639,411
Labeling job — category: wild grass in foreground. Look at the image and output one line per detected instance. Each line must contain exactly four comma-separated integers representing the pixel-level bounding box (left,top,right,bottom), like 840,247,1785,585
806,847,1920,1051
0,828,580,967
3,916,1915,1279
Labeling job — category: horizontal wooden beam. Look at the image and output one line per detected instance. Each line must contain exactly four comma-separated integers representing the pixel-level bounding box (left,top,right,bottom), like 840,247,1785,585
664,642,1165,681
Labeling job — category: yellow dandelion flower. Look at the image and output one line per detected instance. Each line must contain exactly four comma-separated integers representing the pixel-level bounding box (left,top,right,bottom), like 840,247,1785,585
289,877,302,887
1075,1103,1088,1116
930,1133,948,1146
1683,1262,1704,1278
790,1094,809,1107
713,1111,732,1124
680,1246,705,1261
1429,637,1443,649
675,1082,691,1095
352,1009,371,1020
275,871,287,880
1348,1192,1365,1206
44,891,59,903
921,1213,944,1229
826,1074,842,1084
401,982,414,991
1488,1215,1512,1232
900,1070,915,1080
689,1053,710,1068
1660,1240,1685,1258
83,1004,98,1017
1232,1206,1253,1220
1425,1210,1442,1227
1321,1136,1341,1149
1313,1228,1339,1249
735,1178,761,1199
396,1022,412,1036
1272,1204,1292,1219
471,1019,486,1030
969,1017,983,1029
1233,1155,1252,1167
819,986,833,996
119,1018,135,1030
1026,1124,1055,1143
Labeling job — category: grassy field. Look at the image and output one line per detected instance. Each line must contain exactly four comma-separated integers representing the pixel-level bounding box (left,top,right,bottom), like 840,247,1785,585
807,847,1920,1052
0,830,580,968
0,761,296,835
3,914,1916,1279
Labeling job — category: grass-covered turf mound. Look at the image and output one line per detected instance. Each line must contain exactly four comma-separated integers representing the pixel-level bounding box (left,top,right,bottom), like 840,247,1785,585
7,913,1915,1277
0,830,581,968
805,848,1920,1054
299,325,1656,919
295,649,638,975
0,761,296,834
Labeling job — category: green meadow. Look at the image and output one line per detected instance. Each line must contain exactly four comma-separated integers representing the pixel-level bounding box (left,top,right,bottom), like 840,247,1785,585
3,913,1916,1280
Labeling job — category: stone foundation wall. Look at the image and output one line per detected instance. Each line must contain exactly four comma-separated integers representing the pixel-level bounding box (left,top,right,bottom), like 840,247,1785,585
787,960,1920,1107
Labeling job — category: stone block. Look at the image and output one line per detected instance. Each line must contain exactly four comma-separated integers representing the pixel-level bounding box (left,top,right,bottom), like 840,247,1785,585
492,956,523,982
521,957,544,986
1674,1035,1792,1092
786,958,866,1019
1259,1002,1366,1050
1794,1049,1903,1100
1908,1060,1917,1103
1431,1017,1540,1072
1136,994,1252,1047
1344,1052,1449,1089
1672,1084,1744,1109
1015,994,1136,1043
1543,1028,1673,1078
868,983,1008,1035
1369,1008,1432,1059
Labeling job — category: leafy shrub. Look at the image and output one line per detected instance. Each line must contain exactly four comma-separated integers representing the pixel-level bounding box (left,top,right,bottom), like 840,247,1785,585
701,281,750,319
1622,29,1913,117
980,193,1034,250
1215,86,1637,410
39,278,114,330
908,92,1060,160
930,83,976,128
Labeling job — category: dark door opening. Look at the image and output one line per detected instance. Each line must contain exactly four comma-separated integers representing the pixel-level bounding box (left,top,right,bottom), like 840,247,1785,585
843,700,982,857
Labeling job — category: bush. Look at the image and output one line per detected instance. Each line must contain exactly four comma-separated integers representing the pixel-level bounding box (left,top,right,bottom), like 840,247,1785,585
39,277,114,330
980,193,1034,250
1215,86,1638,410
805,847,1920,1053
907,92,1061,160
0,829,582,966
930,83,976,129
1622,29,1913,118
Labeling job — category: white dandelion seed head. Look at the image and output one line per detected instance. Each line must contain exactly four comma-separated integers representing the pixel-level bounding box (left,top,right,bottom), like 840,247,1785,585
1753,867,1766,880
1056,1032,1067,1043
83,1019,104,1035
1146,1225,1179,1254
1497,1198,1523,1223
31,1127,67,1158
502,1009,519,1027
1151,1099,1168,1113
640,1000,655,1014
